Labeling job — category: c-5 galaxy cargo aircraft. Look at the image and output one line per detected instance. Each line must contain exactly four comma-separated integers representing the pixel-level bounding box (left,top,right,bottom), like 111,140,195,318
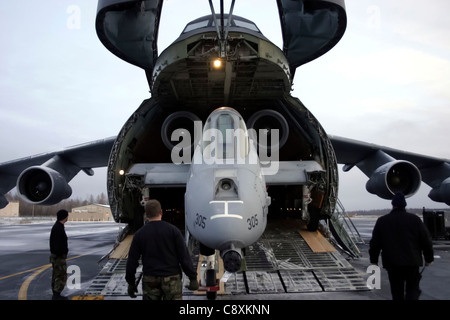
1,0,450,283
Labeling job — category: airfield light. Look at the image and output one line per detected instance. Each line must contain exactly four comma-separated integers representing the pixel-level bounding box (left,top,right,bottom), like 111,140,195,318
213,59,222,69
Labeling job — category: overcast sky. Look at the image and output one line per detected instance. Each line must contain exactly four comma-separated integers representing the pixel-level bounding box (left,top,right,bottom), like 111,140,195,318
1,0,450,211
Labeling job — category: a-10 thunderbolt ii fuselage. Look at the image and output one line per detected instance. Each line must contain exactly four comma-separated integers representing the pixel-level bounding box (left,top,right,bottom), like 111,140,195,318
103,10,342,272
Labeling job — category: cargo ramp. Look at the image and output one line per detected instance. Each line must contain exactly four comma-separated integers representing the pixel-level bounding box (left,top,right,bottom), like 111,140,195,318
82,218,368,298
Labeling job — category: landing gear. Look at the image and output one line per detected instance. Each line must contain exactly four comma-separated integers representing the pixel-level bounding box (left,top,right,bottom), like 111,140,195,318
198,251,220,300
205,269,218,300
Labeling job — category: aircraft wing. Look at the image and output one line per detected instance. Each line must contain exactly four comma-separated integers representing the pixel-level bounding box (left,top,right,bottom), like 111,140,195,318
126,161,326,187
127,163,190,187
0,137,116,208
2,133,450,208
329,135,450,204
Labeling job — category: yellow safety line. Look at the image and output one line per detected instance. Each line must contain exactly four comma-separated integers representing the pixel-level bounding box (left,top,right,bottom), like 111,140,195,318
15,250,103,300
0,265,50,281
18,264,52,300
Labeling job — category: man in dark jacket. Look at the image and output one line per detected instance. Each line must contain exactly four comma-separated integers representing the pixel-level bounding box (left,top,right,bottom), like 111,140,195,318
49,209,69,300
369,193,434,300
126,200,198,300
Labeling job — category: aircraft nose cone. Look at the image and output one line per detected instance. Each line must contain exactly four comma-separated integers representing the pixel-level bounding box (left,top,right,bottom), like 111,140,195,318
223,250,242,273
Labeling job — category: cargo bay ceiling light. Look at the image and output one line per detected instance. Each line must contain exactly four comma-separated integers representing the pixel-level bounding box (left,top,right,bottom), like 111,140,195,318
213,58,222,69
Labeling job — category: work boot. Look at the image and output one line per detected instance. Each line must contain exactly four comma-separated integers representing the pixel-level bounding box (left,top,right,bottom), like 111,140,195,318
52,292,68,300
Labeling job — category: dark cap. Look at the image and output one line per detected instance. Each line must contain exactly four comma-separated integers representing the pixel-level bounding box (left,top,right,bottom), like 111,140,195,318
57,209,69,221
391,192,407,208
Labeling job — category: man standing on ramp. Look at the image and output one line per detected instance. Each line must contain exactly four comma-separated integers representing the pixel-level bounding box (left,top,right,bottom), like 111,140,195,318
126,199,198,299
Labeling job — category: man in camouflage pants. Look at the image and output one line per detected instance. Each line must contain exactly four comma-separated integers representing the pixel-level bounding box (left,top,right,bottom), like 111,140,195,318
49,210,69,300
126,200,199,300
142,274,183,300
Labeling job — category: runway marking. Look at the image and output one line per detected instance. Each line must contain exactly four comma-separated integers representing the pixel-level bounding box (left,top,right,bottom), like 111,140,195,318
14,250,104,300
0,265,51,281
18,264,51,300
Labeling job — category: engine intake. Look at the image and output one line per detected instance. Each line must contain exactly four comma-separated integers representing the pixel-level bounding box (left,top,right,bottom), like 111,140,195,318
17,166,72,205
161,111,201,151
247,109,289,151
366,160,421,199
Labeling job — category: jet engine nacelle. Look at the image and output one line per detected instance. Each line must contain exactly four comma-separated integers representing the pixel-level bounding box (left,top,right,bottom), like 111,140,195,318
247,109,289,151
161,111,201,151
365,160,421,199
429,177,450,206
17,166,72,205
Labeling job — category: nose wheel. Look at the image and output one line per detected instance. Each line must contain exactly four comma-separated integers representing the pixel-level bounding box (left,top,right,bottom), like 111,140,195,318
205,269,218,300
198,254,220,300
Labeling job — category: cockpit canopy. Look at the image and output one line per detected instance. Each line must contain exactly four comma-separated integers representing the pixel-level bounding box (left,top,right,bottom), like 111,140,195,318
183,14,260,34
202,107,250,162
175,14,267,43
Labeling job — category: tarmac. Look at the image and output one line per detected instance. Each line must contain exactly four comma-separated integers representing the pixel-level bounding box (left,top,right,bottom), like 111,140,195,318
1,216,449,305
80,216,450,301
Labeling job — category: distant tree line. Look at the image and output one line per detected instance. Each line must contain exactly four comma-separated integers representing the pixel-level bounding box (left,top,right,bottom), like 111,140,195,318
346,209,390,216
346,207,444,216
5,192,109,217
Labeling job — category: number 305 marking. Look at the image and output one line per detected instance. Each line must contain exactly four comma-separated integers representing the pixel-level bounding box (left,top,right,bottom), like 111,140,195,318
195,213,206,229
247,214,258,230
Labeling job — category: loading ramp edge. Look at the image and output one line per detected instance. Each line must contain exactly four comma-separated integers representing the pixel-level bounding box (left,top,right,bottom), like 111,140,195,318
84,220,369,297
